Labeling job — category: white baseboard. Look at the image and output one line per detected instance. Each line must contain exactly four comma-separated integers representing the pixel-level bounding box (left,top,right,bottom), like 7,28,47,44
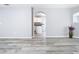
46,36,79,39
32,36,68,39
0,37,32,39
46,36,68,39
73,36,79,38
0,36,79,39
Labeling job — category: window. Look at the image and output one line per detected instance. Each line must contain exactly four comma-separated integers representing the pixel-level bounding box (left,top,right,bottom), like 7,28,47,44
73,12,79,23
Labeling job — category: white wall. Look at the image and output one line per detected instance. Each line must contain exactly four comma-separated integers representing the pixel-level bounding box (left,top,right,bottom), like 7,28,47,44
0,5,32,38
0,4,73,38
33,7,71,37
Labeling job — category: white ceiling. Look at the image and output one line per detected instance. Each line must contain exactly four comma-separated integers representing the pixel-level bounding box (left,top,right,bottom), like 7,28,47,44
0,4,79,8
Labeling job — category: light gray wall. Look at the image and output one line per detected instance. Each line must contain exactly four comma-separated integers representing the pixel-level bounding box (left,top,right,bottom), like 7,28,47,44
0,5,32,37
0,5,73,38
34,8,71,37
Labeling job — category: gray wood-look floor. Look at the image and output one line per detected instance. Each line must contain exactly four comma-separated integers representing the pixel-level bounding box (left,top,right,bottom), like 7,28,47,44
0,38,79,54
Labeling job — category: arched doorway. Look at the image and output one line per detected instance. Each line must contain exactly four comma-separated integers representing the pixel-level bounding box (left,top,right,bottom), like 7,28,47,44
73,12,79,37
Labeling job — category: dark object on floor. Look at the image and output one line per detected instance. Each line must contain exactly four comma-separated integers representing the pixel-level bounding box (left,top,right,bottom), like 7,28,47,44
68,26,75,38
69,31,73,38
